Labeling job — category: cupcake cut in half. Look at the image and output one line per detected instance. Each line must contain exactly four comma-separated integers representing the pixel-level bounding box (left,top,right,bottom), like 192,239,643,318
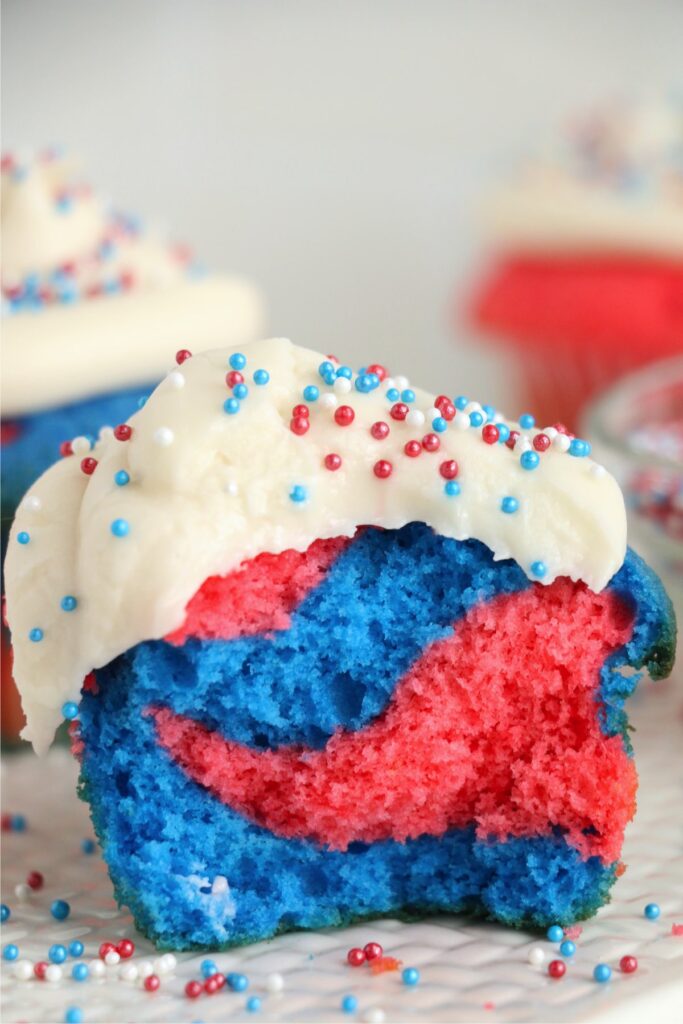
4,339,676,948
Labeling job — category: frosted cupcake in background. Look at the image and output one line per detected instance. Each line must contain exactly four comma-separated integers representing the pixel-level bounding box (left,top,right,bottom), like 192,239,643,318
468,100,683,432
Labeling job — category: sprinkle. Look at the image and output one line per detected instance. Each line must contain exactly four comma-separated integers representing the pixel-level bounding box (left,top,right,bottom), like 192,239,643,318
62,702,79,720
546,924,564,942
153,427,174,446
45,963,63,982
569,438,591,457
527,947,545,966
548,960,566,979
81,838,96,854
324,453,342,471
185,980,203,998
672,924,683,936
13,959,33,981
51,899,70,920
14,883,31,900
371,421,390,440
432,416,448,432
401,389,415,403
3,944,19,960
497,423,510,443
72,962,89,981
439,459,458,479
406,409,425,428
482,425,499,444
453,411,469,430
88,959,105,978
559,940,575,957
363,942,383,961
0,905,9,922
49,944,67,964
644,902,661,919
201,959,218,978
363,1009,385,1024
224,397,240,414
290,416,310,436
519,413,535,429
246,996,261,1012
228,973,249,992
119,962,138,982
34,961,48,979
80,457,97,475
444,481,461,497
336,366,353,380
229,352,247,370
404,440,421,458
520,451,540,471
104,950,120,966
144,974,160,992
166,370,185,389
320,393,338,409
342,995,358,1013
11,814,27,831
61,595,78,611
233,383,249,400
422,433,440,452
266,972,284,993
373,460,393,479
64,1008,83,1024
501,496,519,514
455,395,468,410
113,424,132,441
390,402,409,421
386,387,400,402
335,405,355,426
226,370,244,388
110,518,130,538
370,956,402,975
531,561,547,579
254,369,270,386
347,947,366,967
72,436,91,455
367,363,387,381
289,485,308,503
620,955,638,973
69,941,84,958
402,967,420,986
114,470,130,486
29,628,43,642
318,360,335,379
17,531,30,544
469,412,483,428
593,964,611,983
553,433,571,453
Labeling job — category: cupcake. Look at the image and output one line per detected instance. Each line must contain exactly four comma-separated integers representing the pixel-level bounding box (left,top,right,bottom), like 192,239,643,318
4,339,676,948
469,100,683,431
1,150,264,537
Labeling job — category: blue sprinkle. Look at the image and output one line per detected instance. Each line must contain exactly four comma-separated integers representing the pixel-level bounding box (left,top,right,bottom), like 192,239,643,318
432,417,447,433
229,352,246,370
531,561,547,579
520,451,540,471
110,518,130,538
483,404,496,422
519,413,535,429
81,838,96,855
303,385,319,402
137,396,147,409
3,944,18,961
11,814,26,831
367,373,380,389
246,996,261,1013
559,940,575,957
51,899,70,921
501,496,519,514
289,485,307,504
65,1009,83,1024
336,366,353,379
72,962,89,981
569,438,591,457
546,924,564,943
341,995,358,1014
401,389,416,403
233,383,248,400
223,397,240,415
200,959,217,978
444,481,461,497
497,423,510,443
228,973,249,992
61,595,78,612
402,967,420,986
69,941,84,958
469,411,483,428
61,701,79,720
386,388,400,402
455,395,468,410
114,470,130,487
318,360,335,379
253,369,270,386
29,627,44,642
644,902,661,920
593,964,611,983
0,905,9,923
17,531,30,545
355,374,373,393
49,944,68,964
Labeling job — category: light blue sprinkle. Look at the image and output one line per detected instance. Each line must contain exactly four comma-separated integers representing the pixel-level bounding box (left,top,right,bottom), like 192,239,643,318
137,396,147,409
644,902,661,920
246,996,261,1013
569,438,591,457
303,385,319,402
0,905,9,923
432,416,447,432
318,360,335,378
114,470,130,487
61,595,78,612
49,944,67,964
444,481,461,497
559,940,575,957
386,387,400,402
200,959,218,978
336,366,353,379
69,941,84,958
29,627,44,642
593,964,611,983
253,369,270,385
531,561,547,579
110,518,130,538
520,451,540,471
469,411,484,428
501,496,519,514
401,389,416,403
455,395,468,410
229,352,246,370
72,962,89,982
17,531,30,544
341,994,358,1013
519,412,535,429
402,967,420,986
62,701,79,720
233,383,248,400
65,1009,83,1024
497,424,510,443
3,944,19,961
289,485,307,503
223,397,240,415
546,924,564,943
51,899,70,920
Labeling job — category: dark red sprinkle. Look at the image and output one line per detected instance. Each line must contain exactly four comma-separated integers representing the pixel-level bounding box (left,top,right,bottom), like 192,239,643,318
548,960,566,979
99,942,116,960
370,421,389,440
213,972,226,989
367,363,387,382
482,425,499,445
185,980,202,999
60,440,74,458
26,870,44,890
335,406,355,426
620,955,638,973
204,975,220,994
34,961,48,980
363,942,383,961
505,430,520,450
404,440,421,458
324,453,342,471
373,460,393,479
390,403,409,421
439,460,458,480
290,416,310,436
117,938,135,959
226,370,244,388
347,947,366,967
292,404,309,419
175,349,192,364
533,433,550,452
144,974,160,992
80,457,98,475
113,424,132,441
422,433,440,452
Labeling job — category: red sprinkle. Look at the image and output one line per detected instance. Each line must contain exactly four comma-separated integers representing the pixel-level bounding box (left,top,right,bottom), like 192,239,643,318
59,440,74,458
533,433,550,452
204,975,221,995
440,402,456,421
99,942,116,960
404,440,421,458
117,939,135,959
370,421,390,440
347,947,366,967
435,395,451,411
363,942,383,961
185,980,203,999
113,424,132,442
367,363,387,382
548,960,566,979
226,370,244,389
324,453,342,471
175,349,192,365
373,460,393,479
390,402,409,421
505,430,520,450
80,457,98,476
439,460,458,480
290,416,310,436
213,972,226,990
144,974,160,992
26,870,44,890
292,404,309,419
335,406,355,427
34,961,48,980
422,433,440,452
482,425,499,445
620,955,638,973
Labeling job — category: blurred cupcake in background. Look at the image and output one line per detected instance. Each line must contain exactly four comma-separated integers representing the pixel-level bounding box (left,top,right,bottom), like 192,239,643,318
468,100,683,432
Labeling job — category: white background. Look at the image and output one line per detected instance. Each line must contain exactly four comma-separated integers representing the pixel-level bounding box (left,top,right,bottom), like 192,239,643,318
3,0,682,406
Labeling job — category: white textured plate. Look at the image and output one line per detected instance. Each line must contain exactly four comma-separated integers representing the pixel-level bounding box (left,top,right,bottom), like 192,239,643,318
2,675,682,1024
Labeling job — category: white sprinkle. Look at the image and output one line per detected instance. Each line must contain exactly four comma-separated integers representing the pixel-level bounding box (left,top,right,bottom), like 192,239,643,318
166,370,185,389
88,959,106,978
13,959,34,981
425,406,440,421
266,972,284,993
155,953,176,974
333,376,352,395
22,494,42,512
137,959,154,978
454,411,470,431
71,436,91,455
153,427,174,447
528,946,546,966
383,377,395,391
590,463,606,478
393,375,409,390
104,950,120,966
225,480,240,497
544,426,558,441
14,883,31,901
363,1009,386,1024
98,426,114,442
211,875,228,894
553,433,571,453
320,393,338,410
45,964,63,982
464,401,483,415
518,437,532,452
406,409,425,428
119,962,139,982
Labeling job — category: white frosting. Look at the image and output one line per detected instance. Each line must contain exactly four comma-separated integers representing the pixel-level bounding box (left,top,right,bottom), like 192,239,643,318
483,101,683,256
4,338,627,754
1,154,265,413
